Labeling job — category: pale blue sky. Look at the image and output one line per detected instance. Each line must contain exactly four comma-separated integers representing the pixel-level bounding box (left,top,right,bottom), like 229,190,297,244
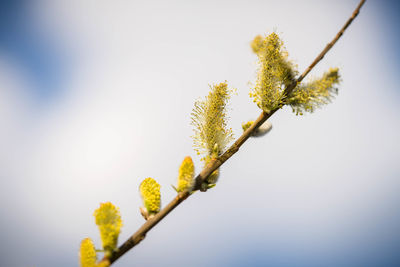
0,1,399,266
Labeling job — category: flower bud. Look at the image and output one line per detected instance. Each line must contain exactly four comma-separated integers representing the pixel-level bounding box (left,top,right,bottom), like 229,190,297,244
177,156,195,192
93,202,122,255
139,178,161,216
252,121,272,137
79,238,97,267
242,120,254,132
242,120,272,137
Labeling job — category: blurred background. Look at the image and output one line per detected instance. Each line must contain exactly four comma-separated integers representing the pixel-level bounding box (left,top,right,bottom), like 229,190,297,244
1,0,399,266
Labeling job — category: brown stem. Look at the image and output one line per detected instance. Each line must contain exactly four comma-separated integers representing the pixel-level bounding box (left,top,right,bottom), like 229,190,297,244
100,0,365,265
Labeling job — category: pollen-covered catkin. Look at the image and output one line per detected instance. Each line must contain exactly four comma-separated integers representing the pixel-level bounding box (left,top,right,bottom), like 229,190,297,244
177,156,195,192
140,178,161,215
79,238,97,267
287,68,340,115
242,121,254,132
250,33,297,112
191,82,234,159
93,202,122,255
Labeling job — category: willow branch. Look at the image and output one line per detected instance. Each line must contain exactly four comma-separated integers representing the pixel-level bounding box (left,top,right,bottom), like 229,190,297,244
101,0,365,265
284,0,366,97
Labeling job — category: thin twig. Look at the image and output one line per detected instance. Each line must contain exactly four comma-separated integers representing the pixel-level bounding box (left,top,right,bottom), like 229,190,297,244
284,0,366,97
100,0,365,264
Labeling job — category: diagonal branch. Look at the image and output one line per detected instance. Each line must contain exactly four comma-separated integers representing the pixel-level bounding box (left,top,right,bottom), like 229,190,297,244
100,0,365,265
284,0,366,97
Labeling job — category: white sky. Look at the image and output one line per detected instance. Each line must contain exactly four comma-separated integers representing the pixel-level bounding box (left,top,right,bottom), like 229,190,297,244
0,0,399,266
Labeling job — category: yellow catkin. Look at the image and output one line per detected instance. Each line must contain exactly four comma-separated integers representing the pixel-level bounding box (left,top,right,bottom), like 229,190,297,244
242,121,255,132
191,82,234,159
96,261,110,267
250,33,296,112
177,156,195,192
287,68,340,115
93,202,122,254
79,238,97,267
140,178,161,214
251,35,264,54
